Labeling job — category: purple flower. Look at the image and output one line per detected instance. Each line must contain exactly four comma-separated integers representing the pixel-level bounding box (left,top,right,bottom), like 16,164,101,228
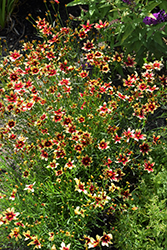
122,0,132,4
143,10,167,26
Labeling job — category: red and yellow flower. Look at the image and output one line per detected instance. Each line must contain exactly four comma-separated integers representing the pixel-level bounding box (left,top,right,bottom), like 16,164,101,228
9,227,22,241
98,139,110,150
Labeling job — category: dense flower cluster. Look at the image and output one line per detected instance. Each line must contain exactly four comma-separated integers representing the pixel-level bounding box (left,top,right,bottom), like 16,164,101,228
143,9,167,25
0,9,166,250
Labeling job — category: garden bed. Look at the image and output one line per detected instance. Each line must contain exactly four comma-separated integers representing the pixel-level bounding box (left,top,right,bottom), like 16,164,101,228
0,1,167,250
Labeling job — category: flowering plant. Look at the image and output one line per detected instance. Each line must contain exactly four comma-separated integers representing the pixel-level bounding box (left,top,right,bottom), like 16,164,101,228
67,0,167,66
0,0,19,30
113,167,167,249
0,3,167,250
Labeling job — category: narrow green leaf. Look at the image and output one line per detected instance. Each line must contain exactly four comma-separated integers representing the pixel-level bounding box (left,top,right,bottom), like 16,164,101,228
153,33,164,47
66,0,89,7
131,41,142,53
89,9,95,16
89,3,96,16
7,0,15,14
146,28,154,41
1,0,6,28
120,24,134,44
99,3,111,8
109,6,127,13
144,1,162,13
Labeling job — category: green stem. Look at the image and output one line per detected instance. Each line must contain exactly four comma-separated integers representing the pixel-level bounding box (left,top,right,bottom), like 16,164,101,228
1,0,6,28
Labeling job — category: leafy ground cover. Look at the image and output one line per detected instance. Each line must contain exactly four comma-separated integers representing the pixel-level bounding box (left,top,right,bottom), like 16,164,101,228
0,1,167,249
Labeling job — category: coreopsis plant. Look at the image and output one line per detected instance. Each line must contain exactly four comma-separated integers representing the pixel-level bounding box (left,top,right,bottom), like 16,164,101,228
0,8,167,250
